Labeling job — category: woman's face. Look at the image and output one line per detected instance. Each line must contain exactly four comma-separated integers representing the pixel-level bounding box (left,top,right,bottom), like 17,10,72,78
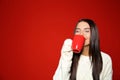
75,21,91,46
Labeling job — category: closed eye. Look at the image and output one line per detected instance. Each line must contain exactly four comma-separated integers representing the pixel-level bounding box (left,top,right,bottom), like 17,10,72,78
75,30,80,33
85,30,90,32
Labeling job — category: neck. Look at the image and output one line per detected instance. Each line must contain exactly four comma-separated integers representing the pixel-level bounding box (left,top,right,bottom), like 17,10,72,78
81,45,89,56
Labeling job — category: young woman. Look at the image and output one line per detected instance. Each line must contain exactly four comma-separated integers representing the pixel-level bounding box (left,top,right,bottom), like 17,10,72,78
53,19,113,80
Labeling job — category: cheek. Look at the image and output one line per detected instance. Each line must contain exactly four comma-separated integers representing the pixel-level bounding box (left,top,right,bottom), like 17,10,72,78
87,35,90,42
84,35,90,44
84,34,90,40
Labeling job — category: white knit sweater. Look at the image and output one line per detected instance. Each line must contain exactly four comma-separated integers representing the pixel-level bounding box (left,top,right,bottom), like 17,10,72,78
53,39,113,80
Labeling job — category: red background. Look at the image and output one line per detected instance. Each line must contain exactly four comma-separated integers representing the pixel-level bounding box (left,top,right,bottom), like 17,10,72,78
0,0,120,80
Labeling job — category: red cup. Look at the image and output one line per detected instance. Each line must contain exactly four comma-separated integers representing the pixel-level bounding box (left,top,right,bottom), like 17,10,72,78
72,35,85,53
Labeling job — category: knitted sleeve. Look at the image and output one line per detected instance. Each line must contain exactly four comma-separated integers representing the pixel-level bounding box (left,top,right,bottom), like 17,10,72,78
53,39,73,80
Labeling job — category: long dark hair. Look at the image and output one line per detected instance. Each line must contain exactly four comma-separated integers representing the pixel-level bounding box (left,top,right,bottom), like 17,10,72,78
70,19,103,80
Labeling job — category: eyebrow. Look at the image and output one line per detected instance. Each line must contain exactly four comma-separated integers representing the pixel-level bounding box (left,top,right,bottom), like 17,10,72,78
76,28,90,30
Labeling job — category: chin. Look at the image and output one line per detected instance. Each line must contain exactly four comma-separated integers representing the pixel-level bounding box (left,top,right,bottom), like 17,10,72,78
84,44,90,47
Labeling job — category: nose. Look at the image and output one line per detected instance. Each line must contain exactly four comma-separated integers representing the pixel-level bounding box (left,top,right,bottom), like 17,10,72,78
80,31,84,35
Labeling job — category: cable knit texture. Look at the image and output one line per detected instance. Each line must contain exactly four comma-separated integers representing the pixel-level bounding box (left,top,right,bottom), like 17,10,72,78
53,39,113,80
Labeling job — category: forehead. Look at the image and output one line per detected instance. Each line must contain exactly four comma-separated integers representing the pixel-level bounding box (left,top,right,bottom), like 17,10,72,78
76,21,90,29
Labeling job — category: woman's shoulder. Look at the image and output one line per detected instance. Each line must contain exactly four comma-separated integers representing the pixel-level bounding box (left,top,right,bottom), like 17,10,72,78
101,51,112,64
100,51,113,78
